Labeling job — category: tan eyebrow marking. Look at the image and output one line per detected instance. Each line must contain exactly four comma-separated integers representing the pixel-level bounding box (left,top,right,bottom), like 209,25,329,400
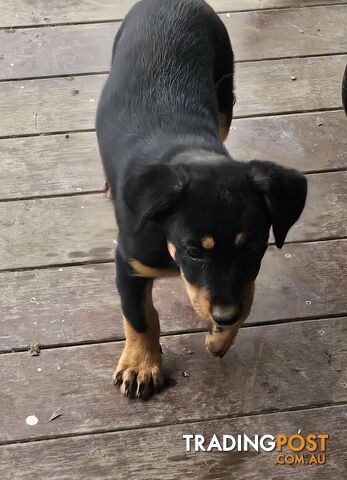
167,241,176,260
201,236,215,249
235,232,246,247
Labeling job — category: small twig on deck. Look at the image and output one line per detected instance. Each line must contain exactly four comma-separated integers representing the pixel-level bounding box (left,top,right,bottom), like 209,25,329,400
287,22,304,34
34,112,38,130
48,407,62,422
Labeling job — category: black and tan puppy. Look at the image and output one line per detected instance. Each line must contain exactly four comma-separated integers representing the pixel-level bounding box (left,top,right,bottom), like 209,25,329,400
96,0,307,399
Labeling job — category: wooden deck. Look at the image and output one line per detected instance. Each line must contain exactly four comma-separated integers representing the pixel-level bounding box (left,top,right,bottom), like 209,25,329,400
1,1,346,478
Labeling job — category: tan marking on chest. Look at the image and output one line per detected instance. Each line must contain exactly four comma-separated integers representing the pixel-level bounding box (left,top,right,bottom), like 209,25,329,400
129,259,178,278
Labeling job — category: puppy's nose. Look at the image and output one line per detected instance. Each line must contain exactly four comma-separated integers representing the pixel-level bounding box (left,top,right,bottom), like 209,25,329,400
211,305,240,325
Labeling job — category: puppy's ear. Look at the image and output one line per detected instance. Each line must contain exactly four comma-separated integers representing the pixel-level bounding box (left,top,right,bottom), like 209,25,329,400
250,160,307,248
124,163,190,229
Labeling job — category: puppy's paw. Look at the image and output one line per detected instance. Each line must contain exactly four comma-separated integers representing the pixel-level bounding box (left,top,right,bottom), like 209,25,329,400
112,348,164,399
205,323,240,358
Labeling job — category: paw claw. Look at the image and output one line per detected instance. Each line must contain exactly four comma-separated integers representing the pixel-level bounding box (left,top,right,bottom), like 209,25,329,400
124,380,130,395
137,382,146,398
113,364,164,399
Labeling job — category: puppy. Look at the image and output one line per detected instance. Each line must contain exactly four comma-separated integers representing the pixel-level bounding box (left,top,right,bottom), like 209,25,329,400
96,0,307,399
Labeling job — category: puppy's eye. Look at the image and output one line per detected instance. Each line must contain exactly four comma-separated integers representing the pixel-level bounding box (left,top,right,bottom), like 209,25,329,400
187,247,202,261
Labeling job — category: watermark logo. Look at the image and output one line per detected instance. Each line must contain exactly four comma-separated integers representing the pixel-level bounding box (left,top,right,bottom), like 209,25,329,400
183,433,328,465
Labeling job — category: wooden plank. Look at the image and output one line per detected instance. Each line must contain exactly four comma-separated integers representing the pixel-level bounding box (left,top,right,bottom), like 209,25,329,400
227,111,347,173
0,23,117,81
3,1,347,27
0,317,345,443
0,75,102,137
0,132,105,199
1,111,345,200
211,0,347,9
289,171,347,242
220,6,347,61
0,194,116,270
0,171,345,270
0,240,345,352
2,6,347,80
234,55,346,117
1,55,345,137
1,406,345,479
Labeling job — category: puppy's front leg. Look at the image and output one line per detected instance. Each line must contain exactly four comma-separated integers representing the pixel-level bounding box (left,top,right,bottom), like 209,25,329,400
205,323,241,358
113,250,164,399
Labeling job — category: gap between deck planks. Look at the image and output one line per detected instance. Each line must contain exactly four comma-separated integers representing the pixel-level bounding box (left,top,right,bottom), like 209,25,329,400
3,0,347,28
1,55,346,137
0,317,345,443
0,171,345,270
2,5,347,80
1,406,346,479
1,111,346,200
0,240,346,352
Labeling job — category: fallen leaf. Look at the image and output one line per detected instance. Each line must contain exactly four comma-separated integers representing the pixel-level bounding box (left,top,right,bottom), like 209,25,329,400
29,342,40,356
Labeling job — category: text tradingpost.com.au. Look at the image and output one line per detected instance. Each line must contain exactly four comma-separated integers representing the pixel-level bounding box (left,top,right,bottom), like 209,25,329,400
183,434,329,465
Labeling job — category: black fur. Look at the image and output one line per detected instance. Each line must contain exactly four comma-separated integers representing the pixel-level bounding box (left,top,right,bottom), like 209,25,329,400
96,0,307,333
342,64,347,115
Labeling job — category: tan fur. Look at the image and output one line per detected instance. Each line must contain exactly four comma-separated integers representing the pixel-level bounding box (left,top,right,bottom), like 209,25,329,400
235,232,246,247
205,281,255,357
167,239,255,358
218,113,231,143
167,241,176,260
181,274,212,321
129,259,178,278
104,181,112,199
206,322,241,357
168,241,213,320
201,236,215,249
113,282,164,398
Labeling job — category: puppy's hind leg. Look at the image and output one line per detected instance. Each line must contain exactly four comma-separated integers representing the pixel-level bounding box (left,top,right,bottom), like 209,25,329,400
216,72,235,143
212,15,235,142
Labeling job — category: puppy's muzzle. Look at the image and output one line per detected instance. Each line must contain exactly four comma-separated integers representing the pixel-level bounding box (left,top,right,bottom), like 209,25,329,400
211,305,240,326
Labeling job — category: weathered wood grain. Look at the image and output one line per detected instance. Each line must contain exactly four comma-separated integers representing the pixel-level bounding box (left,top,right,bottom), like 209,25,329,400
2,6,347,80
0,75,102,137
289,171,347,241
1,111,345,201
0,132,105,199
234,55,346,117
1,55,346,137
0,240,345,352
0,172,345,270
227,111,347,172
0,194,116,270
0,317,345,443
1,406,345,479
3,1,347,27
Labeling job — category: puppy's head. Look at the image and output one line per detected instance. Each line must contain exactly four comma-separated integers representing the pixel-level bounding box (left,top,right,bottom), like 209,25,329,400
124,155,307,354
